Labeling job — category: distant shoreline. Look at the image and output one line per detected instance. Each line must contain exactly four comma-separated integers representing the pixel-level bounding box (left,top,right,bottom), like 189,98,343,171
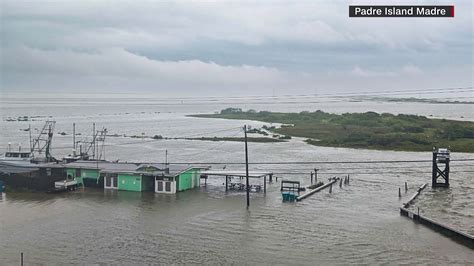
360,96,474,105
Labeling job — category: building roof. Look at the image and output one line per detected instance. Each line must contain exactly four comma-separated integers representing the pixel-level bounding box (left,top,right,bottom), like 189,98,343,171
64,160,207,176
0,160,40,174
0,159,69,174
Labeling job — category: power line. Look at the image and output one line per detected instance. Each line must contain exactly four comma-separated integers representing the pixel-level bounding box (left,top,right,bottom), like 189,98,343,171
125,159,474,165
66,89,472,105
251,164,474,171
268,170,474,175
5,87,471,104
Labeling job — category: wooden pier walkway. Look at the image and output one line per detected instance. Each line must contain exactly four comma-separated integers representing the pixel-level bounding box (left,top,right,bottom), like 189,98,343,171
296,177,339,201
400,183,474,249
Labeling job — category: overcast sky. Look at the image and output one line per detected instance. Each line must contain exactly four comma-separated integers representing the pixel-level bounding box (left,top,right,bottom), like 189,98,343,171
1,0,472,97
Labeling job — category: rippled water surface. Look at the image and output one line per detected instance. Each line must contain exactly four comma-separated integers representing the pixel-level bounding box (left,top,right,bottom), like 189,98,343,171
0,97,473,264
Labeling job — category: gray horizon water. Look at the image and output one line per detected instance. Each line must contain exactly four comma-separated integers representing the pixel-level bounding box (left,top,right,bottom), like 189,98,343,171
0,97,473,264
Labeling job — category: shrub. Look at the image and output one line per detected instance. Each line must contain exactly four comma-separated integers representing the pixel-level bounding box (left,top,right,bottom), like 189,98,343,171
152,135,163,140
220,108,242,114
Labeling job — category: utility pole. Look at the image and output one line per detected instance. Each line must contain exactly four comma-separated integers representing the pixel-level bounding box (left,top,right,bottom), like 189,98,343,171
244,125,250,208
73,123,76,153
92,123,96,160
45,123,53,161
28,124,32,152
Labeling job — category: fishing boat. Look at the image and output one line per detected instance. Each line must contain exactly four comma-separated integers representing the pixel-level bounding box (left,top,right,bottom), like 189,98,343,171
2,149,34,161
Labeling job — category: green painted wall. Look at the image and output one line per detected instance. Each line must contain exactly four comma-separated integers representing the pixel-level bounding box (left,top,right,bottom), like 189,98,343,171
194,170,200,187
66,169,76,178
66,168,79,186
82,169,99,180
118,174,142,192
65,168,100,187
82,169,100,186
177,168,200,192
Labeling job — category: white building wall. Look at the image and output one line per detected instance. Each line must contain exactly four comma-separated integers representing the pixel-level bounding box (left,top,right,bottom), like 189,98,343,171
155,179,176,194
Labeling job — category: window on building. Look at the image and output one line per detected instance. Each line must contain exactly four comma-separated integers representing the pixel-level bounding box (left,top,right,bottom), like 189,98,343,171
157,181,163,191
165,181,171,192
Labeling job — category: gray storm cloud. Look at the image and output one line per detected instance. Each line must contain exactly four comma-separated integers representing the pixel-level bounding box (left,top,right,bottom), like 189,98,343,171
1,0,472,96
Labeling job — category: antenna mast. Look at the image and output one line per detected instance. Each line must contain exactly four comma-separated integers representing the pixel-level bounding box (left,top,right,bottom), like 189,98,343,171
30,120,56,162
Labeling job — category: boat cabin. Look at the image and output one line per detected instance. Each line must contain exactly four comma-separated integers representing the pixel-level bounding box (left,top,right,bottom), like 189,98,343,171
4,151,33,159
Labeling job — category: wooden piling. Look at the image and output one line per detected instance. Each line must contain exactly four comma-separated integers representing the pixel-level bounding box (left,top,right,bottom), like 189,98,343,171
244,125,250,208
310,172,314,184
405,182,408,192
399,187,401,198
21,252,23,266
329,183,332,193
263,175,266,193
225,176,228,191
339,178,342,188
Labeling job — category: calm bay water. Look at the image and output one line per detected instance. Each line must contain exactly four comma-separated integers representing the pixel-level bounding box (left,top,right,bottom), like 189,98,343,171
0,97,473,264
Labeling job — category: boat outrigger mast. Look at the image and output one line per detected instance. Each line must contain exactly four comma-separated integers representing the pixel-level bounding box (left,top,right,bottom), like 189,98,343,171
76,124,107,161
30,120,56,162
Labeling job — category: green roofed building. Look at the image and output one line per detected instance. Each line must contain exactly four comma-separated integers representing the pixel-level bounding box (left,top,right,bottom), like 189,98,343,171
64,161,206,193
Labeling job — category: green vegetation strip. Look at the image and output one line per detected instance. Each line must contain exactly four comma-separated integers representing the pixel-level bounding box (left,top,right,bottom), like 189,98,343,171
183,137,285,143
190,108,474,152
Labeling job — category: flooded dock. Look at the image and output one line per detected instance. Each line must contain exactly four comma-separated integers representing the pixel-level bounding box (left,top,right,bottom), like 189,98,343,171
1,98,473,264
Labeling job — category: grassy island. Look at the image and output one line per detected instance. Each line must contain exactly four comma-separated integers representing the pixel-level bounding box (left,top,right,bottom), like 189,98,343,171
190,108,474,152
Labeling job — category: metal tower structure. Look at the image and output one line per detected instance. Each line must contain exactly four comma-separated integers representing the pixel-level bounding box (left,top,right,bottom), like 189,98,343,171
30,120,56,162
432,147,450,188
76,124,107,161
95,127,107,160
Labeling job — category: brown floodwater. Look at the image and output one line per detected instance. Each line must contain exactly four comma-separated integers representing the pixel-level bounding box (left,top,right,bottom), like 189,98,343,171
1,97,472,264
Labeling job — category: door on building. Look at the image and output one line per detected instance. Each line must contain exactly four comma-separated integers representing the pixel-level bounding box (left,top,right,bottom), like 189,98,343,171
105,175,118,189
156,179,174,194
112,176,117,188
